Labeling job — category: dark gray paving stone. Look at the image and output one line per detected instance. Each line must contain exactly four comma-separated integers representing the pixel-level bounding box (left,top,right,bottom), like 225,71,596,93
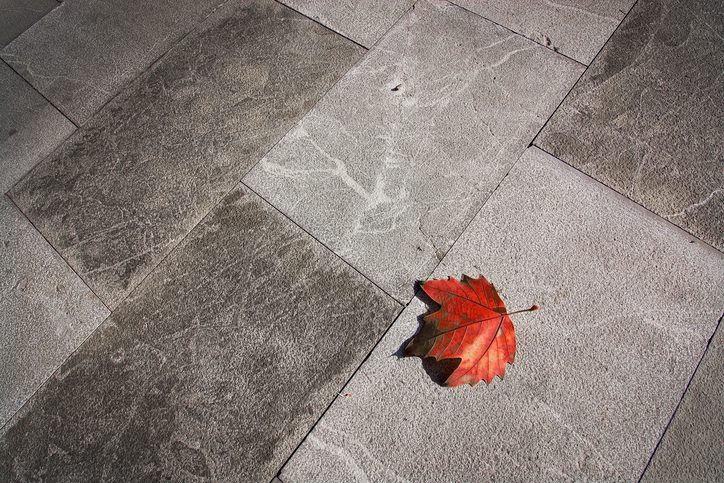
278,0,414,48
0,0,57,47
0,184,401,481
281,147,724,482
9,0,364,309
642,322,724,482
1,0,229,124
452,0,635,64
536,0,724,250
0,195,108,427
0,61,74,193
245,0,583,302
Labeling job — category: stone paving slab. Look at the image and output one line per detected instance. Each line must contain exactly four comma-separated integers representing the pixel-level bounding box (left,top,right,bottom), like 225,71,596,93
536,0,724,251
642,321,724,481
0,61,74,194
245,0,583,303
281,147,724,482
278,0,414,48
1,0,228,124
9,0,364,309
0,184,401,481
0,195,108,428
0,0,57,47
452,0,635,64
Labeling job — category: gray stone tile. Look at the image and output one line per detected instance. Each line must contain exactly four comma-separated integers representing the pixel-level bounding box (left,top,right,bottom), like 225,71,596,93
0,0,57,47
244,0,583,303
280,147,724,482
642,322,724,482
279,0,414,48
0,61,74,194
0,184,401,481
452,0,635,64
8,0,364,309
1,0,229,124
536,0,724,250
0,195,108,427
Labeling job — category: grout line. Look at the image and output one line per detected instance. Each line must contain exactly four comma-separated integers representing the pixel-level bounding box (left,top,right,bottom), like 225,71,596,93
0,57,78,128
533,144,722,254
447,0,587,68
637,314,723,482
529,0,642,146
271,0,370,50
271,299,410,482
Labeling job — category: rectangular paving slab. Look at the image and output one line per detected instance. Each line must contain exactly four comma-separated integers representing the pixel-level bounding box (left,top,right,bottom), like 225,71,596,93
0,0,57,46
280,147,724,482
0,184,401,481
244,0,583,303
1,0,228,124
536,0,724,250
278,0,414,48
0,195,108,427
0,61,74,193
452,0,635,64
9,0,364,309
642,321,723,481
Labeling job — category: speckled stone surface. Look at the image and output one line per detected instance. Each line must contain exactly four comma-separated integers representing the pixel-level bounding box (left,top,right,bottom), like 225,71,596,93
452,0,635,64
536,0,724,250
0,185,401,481
281,147,724,482
279,0,414,48
245,0,583,303
0,195,108,428
1,0,228,124
0,61,74,193
9,0,364,309
642,322,724,482
0,0,57,46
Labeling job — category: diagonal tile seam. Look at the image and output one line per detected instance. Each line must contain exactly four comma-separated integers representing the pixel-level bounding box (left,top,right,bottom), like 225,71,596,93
271,0,369,50
447,1,588,67
638,314,724,482
0,56,77,129
529,0,641,146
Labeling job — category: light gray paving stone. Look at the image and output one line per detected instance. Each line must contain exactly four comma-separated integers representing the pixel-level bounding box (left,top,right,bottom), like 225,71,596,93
244,0,583,303
0,0,57,47
536,0,724,250
9,0,364,309
0,61,74,194
280,147,724,482
452,0,635,64
1,0,229,124
0,184,401,481
0,195,108,428
642,322,724,482
278,0,414,48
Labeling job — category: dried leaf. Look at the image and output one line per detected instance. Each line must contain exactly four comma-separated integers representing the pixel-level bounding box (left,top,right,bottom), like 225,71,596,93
405,275,537,387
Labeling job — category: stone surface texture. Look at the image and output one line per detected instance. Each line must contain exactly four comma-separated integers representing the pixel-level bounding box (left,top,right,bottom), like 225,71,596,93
0,185,401,481
9,0,364,309
0,0,57,46
452,0,635,64
0,61,75,193
279,0,414,48
245,0,583,302
1,0,228,124
0,195,108,428
642,322,724,482
281,147,724,482
536,0,724,250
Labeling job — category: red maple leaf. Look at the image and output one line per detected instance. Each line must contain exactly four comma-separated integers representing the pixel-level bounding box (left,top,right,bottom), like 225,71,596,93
405,275,537,387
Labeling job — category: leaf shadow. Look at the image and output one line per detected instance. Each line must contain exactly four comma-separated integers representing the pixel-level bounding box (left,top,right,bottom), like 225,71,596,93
393,280,460,386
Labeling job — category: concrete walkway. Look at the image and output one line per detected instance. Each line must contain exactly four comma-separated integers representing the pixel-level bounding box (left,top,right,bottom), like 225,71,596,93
0,0,721,480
